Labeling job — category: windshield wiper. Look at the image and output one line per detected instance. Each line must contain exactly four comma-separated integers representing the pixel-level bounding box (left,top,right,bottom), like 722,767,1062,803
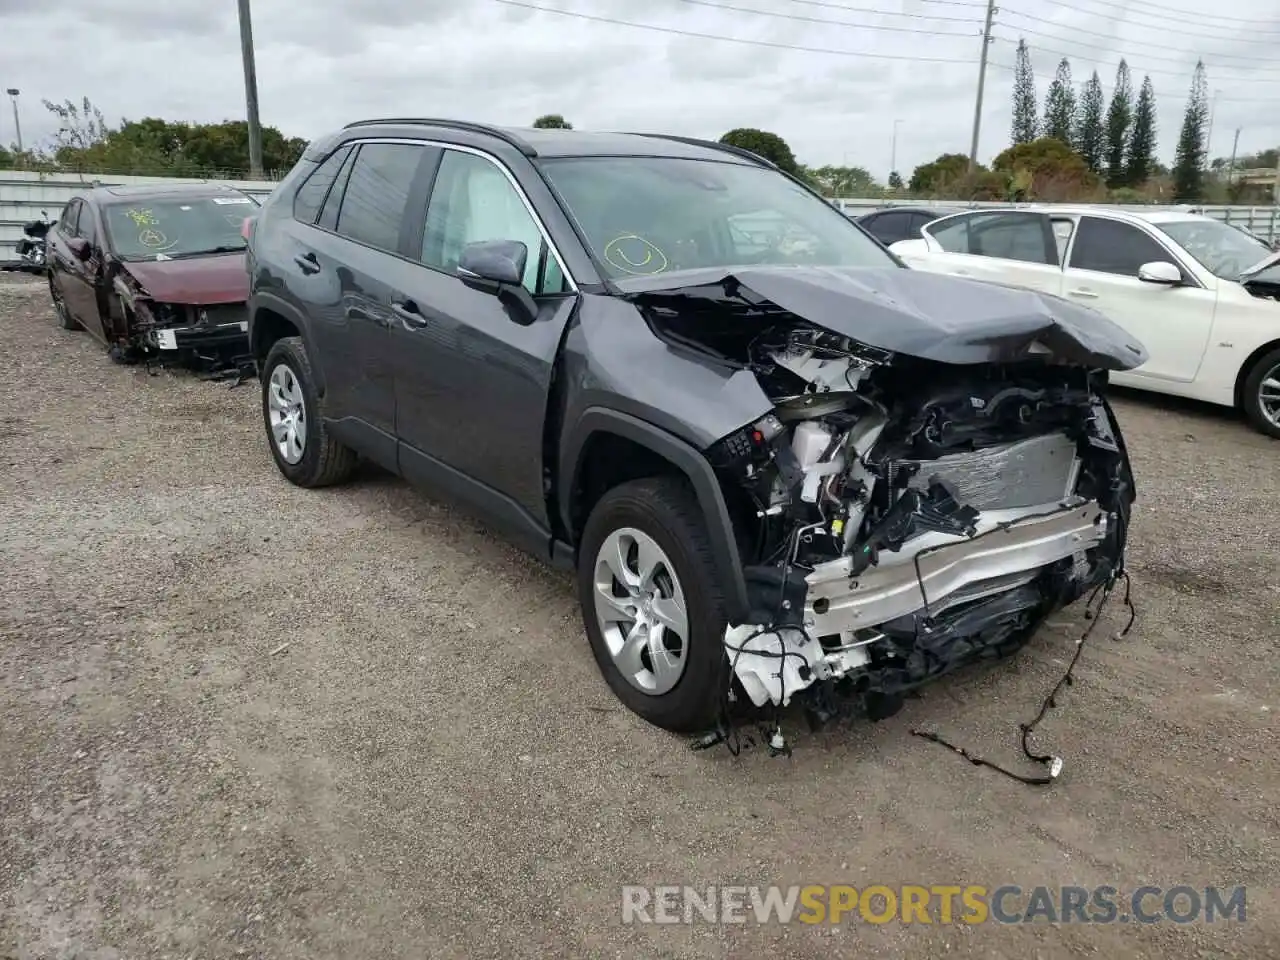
171,245,246,258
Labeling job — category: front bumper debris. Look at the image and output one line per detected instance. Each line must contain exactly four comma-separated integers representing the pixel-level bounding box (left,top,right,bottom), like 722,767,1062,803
149,318,249,352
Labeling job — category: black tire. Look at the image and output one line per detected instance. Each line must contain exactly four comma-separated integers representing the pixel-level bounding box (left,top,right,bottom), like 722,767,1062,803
50,277,80,331
1241,346,1280,440
577,476,729,733
260,336,358,487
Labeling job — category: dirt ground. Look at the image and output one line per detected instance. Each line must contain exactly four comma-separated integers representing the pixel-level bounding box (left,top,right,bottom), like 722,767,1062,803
0,274,1276,960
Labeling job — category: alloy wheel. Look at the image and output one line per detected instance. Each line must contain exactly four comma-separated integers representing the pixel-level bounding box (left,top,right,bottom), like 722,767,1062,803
267,363,307,464
592,527,690,695
1258,362,1280,431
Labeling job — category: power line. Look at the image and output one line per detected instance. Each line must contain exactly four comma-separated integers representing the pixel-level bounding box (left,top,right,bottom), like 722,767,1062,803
676,0,982,37
1092,0,1280,28
1000,7,1280,61
489,0,980,63
1000,28,1280,77
997,35,1280,84
783,0,982,23
987,60,1279,104
1026,0,1280,37
998,5,1280,48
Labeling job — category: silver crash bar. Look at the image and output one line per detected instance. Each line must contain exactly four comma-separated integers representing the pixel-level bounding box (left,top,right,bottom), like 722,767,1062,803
804,499,1107,636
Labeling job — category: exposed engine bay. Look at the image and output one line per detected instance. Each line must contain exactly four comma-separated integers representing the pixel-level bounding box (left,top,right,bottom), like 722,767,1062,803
643,286,1136,727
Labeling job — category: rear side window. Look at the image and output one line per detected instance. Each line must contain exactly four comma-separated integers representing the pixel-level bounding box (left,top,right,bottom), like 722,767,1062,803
292,145,352,225
317,148,358,232
929,212,1055,265
867,211,912,244
334,143,425,253
1069,217,1172,278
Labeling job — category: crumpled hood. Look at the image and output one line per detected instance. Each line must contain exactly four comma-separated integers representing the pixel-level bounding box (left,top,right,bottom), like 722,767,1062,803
120,252,248,305
617,265,1149,370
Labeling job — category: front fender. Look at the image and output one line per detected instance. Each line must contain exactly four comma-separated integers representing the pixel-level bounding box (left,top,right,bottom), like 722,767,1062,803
560,407,751,624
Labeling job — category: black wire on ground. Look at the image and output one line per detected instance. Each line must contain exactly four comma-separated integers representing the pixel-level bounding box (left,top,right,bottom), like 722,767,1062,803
910,565,1137,787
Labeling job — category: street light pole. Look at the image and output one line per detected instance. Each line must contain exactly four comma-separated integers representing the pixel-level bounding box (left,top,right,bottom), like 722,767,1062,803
5,89,22,154
236,0,264,178
890,119,902,177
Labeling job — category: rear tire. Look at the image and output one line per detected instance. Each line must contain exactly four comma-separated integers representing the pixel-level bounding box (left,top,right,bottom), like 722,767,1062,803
577,476,729,733
261,336,358,487
1241,346,1280,440
50,277,80,331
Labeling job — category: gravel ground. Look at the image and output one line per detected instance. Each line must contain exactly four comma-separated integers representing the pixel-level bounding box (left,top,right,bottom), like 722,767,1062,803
1,274,1277,960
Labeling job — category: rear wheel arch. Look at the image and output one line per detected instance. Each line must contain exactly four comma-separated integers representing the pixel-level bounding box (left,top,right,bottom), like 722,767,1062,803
249,296,321,393
560,409,751,623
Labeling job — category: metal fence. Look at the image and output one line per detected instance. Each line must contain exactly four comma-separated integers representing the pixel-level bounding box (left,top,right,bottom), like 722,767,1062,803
4,168,1278,258
0,169,278,259
830,197,1280,242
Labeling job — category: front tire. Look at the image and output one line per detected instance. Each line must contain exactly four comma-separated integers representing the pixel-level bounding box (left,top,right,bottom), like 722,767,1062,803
50,277,80,331
1242,346,1280,440
261,336,358,487
577,476,729,733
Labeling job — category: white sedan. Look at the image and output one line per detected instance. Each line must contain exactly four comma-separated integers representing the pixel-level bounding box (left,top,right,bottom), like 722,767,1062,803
889,206,1280,439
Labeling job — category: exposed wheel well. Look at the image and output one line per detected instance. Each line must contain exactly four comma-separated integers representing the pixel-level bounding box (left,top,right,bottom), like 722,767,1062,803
1235,338,1280,408
252,308,301,367
570,433,683,540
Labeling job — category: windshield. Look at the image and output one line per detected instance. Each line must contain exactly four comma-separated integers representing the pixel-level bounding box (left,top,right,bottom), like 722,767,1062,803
538,156,896,279
1157,219,1272,280
102,195,258,261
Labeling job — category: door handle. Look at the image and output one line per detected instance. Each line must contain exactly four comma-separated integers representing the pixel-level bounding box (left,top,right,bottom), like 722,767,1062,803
391,299,428,328
293,252,320,275
1067,287,1098,299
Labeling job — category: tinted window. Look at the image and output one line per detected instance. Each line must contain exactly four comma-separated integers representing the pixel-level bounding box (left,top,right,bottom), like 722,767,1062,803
910,211,939,233
292,145,352,225
928,212,1054,264
318,147,358,232
59,200,80,232
539,156,895,279
1070,217,1171,277
864,211,911,244
421,149,563,294
76,204,98,244
334,143,424,253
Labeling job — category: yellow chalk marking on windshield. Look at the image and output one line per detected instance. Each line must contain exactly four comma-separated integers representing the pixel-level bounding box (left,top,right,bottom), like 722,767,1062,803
604,234,669,275
125,208,158,227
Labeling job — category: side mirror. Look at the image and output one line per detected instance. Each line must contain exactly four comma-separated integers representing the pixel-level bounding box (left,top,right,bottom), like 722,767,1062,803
1137,261,1182,285
457,239,537,322
67,237,92,261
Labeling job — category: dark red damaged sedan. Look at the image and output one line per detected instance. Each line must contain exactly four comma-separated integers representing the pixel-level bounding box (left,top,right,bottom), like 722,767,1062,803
46,182,260,366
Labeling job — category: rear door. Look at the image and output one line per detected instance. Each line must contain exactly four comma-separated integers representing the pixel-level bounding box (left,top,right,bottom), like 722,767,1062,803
1063,215,1216,382
915,211,1065,295
283,139,437,468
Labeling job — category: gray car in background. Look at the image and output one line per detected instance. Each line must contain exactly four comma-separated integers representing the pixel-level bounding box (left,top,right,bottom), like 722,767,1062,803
244,120,1142,740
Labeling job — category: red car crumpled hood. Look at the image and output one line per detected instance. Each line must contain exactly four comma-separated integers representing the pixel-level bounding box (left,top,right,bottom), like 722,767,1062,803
121,252,248,305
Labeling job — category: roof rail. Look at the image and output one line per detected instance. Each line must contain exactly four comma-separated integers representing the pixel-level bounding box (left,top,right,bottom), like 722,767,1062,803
625,133,777,169
341,118,537,156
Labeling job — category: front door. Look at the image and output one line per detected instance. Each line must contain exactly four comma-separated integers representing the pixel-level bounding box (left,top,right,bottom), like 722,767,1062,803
388,146,577,554
1063,216,1217,383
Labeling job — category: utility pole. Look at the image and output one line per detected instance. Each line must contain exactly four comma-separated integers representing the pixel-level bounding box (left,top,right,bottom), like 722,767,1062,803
5,89,22,154
236,0,264,179
1227,127,1240,188
890,119,902,178
968,0,997,170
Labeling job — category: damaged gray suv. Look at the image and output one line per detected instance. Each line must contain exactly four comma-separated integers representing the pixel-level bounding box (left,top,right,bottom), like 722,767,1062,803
245,119,1142,737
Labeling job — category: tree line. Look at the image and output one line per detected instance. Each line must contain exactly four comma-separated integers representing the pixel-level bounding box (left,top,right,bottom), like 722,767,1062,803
0,97,307,178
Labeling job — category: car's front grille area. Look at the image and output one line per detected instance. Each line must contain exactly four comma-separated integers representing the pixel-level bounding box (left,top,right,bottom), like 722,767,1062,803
894,432,1080,511
197,302,248,327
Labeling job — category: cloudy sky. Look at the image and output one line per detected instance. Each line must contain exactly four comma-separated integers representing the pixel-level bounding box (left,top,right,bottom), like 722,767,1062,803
3,0,1278,179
